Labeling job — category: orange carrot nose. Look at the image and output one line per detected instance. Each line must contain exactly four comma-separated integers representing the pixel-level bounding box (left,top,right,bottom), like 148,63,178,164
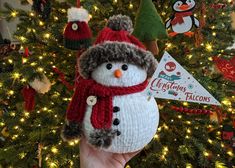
179,4,190,10
114,69,122,78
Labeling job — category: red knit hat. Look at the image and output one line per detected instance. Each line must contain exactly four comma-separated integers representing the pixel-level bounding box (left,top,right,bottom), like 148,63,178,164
79,15,157,79
94,28,146,50
63,7,92,50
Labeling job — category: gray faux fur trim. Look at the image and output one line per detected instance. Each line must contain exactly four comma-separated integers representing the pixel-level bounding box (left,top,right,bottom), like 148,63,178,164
107,15,133,33
78,41,157,79
61,121,83,142
88,129,117,148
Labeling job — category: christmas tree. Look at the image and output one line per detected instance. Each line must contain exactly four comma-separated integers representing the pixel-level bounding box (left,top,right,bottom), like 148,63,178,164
0,0,235,167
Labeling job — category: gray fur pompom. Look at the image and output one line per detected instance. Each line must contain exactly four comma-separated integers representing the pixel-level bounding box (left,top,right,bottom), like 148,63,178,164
107,15,133,33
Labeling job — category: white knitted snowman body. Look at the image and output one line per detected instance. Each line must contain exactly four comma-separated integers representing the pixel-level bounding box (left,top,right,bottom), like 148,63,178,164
83,62,159,153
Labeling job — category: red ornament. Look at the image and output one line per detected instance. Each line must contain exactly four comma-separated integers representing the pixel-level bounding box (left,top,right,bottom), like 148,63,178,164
222,131,234,140
213,56,235,82
21,86,36,112
24,47,29,58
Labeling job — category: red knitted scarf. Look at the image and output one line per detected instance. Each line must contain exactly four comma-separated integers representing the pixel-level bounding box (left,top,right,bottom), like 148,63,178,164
66,79,148,129
171,12,193,25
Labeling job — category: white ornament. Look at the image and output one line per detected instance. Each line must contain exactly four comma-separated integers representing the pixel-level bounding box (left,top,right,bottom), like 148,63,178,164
29,74,51,94
67,7,90,23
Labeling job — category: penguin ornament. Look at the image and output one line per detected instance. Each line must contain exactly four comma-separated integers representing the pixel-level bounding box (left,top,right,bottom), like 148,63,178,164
61,15,159,153
165,0,200,37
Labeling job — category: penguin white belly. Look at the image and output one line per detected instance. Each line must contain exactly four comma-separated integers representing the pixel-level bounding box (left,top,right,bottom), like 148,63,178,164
172,16,192,33
83,92,159,153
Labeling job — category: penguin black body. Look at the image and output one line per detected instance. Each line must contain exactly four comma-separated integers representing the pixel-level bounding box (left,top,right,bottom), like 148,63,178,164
165,0,200,37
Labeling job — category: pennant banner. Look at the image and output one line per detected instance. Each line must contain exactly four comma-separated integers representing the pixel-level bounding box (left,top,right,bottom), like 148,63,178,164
145,52,221,105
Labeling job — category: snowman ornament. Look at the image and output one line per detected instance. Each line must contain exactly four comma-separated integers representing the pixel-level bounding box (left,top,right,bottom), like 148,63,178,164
62,15,159,153
165,0,200,37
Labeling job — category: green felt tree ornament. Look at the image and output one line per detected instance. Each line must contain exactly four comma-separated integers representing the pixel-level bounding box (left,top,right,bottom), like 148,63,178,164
133,0,168,55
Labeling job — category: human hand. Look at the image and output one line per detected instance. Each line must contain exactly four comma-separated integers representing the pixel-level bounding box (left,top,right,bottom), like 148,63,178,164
79,138,140,168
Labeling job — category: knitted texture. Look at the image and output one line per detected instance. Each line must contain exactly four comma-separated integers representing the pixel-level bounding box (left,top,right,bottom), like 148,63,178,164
66,79,148,129
107,15,133,33
94,27,145,49
21,86,36,112
63,21,92,50
83,93,159,153
79,42,157,79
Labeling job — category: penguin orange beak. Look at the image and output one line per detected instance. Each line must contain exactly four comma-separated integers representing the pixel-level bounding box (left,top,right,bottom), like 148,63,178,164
179,4,190,10
114,69,122,78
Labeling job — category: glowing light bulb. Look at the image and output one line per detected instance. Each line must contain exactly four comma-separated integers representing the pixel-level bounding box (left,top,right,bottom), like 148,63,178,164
19,36,26,42
129,3,133,9
203,151,209,157
227,151,233,157
186,121,191,125
206,43,213,52
30,62,37,66
37,67,44,72
186,163,192,168
12,134,19,140
11,11,18,17
208,57,213,61
44,33,50,39
61,9,66,13
154,134,159,140
187,129,191,134
43,107,48,111
20,118,25,123
51,147,58,154
166,43,172,48
163,147,168,152
69,142,75,146
29,12,35,16
49,162,57,168
8,90,14,95
208,139,213,144
39,21,44,26
24,112,30,117
10,112,16,117
94,6,98,11
222,99,231,106
8,59,13,64
12,72,20,79
183,102,188,106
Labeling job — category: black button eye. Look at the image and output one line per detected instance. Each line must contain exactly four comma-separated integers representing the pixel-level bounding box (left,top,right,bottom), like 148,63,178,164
121,64,128,71
106,63,112,70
